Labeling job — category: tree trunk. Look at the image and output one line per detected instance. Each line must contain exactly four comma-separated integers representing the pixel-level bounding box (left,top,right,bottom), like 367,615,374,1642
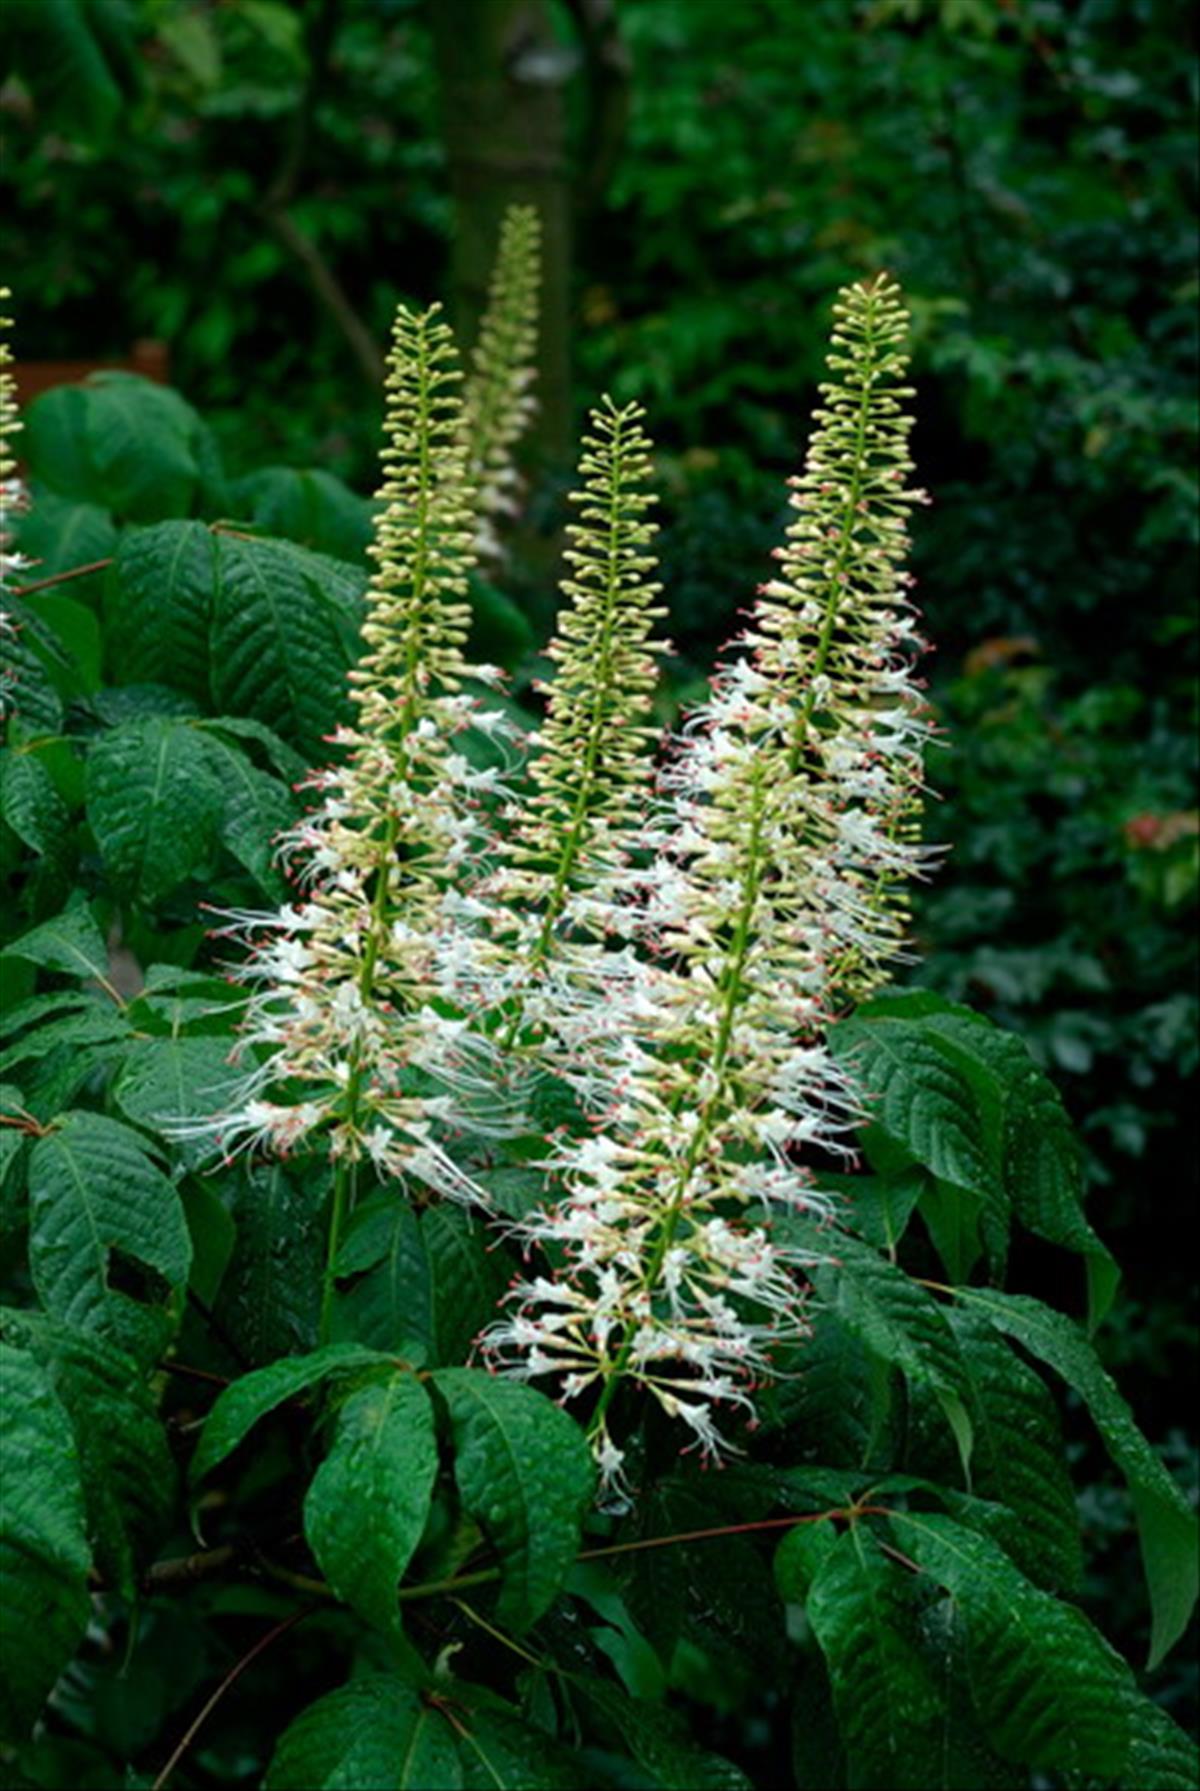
430,0,574,473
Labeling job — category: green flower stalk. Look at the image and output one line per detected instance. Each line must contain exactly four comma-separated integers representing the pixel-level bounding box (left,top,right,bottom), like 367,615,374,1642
463,204,541,561
485,277,936,1493
195,305,515,1211
467,397,668,1081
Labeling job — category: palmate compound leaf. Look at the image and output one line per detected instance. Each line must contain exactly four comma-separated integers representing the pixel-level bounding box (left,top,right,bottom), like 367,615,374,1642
209,532,365,761
956,1286,1198,1668
27,1110,192,1348
304,1368,439,1632
433,1369,596,1631
85,714,225,904
0,1308,174,1598
800,1525,943,1791
106,520,218,704
832,991,1118,1326
0,1343,91,1743
888,1510,1134,1781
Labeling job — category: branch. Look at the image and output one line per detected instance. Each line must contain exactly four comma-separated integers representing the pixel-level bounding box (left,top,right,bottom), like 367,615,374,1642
262,206,385,388
258,0,384,387
150,1606,314,1791
12,557,114,597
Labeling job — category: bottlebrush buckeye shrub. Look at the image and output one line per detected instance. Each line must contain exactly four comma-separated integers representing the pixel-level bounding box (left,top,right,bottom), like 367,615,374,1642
0,257,1196,1791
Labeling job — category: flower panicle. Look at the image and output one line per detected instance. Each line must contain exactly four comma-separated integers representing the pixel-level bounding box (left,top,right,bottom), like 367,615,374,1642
463,204,542,561
186,305,507,1202
1,288,31,717
484,276,936,1492
466,396,670,1067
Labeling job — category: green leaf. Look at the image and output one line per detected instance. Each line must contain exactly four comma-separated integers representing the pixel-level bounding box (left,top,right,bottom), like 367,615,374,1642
232,466,373,561
24,374,216,521
829,1169,925,1256
86,716,224,903
453,1705,584,1789
14,484,117,582
0,748,70,860
789,1646,847,1791
955,1287,1197,1667
196,714,307,782
811,1230,972,1475
760,1306,891,1465
834,993,1117,1324
615,1467,784,1676
86,373,212,520
0,989,95,1035
336,1200,507,1366
112,1033,244,1165
21,590,102,694
0,0,139,138
106,520,218,703
831,998,995,1220
773,1519,839,1604
945,1306,1081,1591
0,1005,131,1073
211,1162,324,1364
576,1678,752,1790
180,1174,236,1304
191,1342,396,1483
804,1526,942,1789
209,534,364,760
265,1675,462,1790
434,1369,595,1630
27,1111,191,1344
0,1343,91,1742
0,1309,174,1598
1121,1698,1200,1790
888,1511,1132,1779
1,623,65,733
195,732,295,894
918,1599,1024,1791
2,901,111,983
304,1368,438,1631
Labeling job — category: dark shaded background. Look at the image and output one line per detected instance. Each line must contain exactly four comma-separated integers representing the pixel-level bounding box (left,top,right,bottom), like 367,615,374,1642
2,0,1196,1739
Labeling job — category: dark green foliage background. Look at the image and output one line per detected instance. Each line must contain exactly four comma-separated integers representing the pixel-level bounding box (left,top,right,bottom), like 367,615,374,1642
1,0,1196,1782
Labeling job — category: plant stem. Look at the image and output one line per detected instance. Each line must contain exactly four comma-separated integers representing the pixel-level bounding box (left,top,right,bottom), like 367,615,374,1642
319,1155,355,1346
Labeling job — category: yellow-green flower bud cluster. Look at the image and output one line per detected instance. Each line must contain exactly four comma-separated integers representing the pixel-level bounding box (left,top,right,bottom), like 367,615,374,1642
468,398,669,1073
1,290,29,716
463,204,541,562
